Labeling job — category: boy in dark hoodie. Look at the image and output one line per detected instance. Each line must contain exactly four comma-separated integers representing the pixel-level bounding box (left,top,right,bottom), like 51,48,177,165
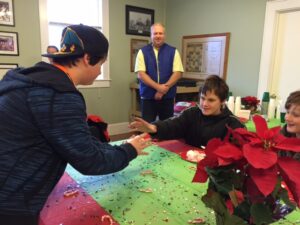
129,75,244,147
0,24,150,225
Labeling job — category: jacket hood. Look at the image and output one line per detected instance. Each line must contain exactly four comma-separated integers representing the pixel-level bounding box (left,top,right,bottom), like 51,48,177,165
0,62,77,96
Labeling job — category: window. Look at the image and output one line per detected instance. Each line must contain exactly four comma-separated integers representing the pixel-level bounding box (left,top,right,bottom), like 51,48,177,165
39,0,110,87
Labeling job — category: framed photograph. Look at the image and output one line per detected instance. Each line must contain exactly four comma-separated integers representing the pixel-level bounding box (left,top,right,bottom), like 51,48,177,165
126,5,154,37
0,63,18,80
130,38,149,72
182,33,230,80
0,31,18,55
0,0,15,26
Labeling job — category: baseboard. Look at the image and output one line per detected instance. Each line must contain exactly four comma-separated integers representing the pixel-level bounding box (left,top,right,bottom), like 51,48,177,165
108,122,130,135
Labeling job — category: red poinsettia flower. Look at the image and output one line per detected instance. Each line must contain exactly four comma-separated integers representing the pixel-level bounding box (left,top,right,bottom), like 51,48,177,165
192,138,243,183
193,114,300,208
229,115,300,205
192,138,222,183
241,96,260,107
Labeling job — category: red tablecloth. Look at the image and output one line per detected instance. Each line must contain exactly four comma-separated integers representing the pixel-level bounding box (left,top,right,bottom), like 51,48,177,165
39,173,118,225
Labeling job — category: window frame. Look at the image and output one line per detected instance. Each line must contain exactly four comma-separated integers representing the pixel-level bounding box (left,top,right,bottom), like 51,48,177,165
38,0,110,88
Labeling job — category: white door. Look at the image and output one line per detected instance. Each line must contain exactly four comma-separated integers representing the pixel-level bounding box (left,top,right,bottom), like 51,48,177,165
257,0,300,105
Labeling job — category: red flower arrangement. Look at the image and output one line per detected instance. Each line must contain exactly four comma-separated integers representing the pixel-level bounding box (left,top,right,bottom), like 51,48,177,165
242,96,260,112
193,115,300,224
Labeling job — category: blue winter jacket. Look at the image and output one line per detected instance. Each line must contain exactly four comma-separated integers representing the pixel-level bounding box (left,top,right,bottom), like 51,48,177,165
0,62,137,216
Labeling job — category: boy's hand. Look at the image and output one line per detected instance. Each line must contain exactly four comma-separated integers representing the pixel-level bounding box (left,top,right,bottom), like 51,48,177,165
129,117,157,133
127,133,152,155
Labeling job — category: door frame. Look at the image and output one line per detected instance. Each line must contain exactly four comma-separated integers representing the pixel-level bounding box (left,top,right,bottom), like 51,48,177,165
257,0,300,99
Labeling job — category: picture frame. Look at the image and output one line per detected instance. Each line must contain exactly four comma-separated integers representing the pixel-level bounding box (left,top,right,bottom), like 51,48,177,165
130,38,149,72
0,0,15,26
182,33,230,80
126,5,154,37
0,63,18,80
0,31,19,55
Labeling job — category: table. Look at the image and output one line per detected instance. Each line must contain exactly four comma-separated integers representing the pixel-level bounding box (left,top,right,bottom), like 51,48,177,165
39,140,300,225
245,118,282,132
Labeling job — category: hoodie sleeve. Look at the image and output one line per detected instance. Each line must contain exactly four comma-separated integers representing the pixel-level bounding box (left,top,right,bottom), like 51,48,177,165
151,107,195,140
28,89,137,175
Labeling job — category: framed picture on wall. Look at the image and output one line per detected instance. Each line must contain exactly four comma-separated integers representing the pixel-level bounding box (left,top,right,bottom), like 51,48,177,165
182,33,230,80
0,31,19,55
126,5,154,37
130,38,149,72
0,0,15,26
0,63,18,80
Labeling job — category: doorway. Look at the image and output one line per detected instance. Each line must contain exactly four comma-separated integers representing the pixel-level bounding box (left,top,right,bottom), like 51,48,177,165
257,0,300,105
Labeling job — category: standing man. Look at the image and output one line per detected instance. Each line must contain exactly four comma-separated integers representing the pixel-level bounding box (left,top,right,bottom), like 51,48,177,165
0,24,150,225
135,23,184,122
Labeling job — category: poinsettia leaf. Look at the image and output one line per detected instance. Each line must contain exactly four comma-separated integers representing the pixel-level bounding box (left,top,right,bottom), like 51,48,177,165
226,199,234,215
270,126,282,136
277,157,300,207
218,157,233,166
233,201,251,222
192,163,208,183
214,143,243,160
278,185,296,209
228,189,245,207
246,178,265,204
263,129,274,141
250,203,273,225
248,166,278,196
206,166,241,195
223,214,247,225
253,115,268,138
202,189,227,213
243,144,277,169
202,190,247,225
205,138,223,157
229,127,257,146
275,137,300,152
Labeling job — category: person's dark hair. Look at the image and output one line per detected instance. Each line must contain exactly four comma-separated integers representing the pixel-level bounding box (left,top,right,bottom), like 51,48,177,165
52,55,83,67
52,54,103,67
47,45,59,52
285,90,300,110
200,75,229,102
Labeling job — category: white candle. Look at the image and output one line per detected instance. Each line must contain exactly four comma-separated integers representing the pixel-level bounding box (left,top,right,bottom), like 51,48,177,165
227,96,235,113
268,98,276,120
234,96,241,116
276,100,282,120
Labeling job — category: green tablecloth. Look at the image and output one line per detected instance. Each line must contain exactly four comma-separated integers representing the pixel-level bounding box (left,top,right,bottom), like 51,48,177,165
245,118,282,132
66,145,215,225
66,141,300,225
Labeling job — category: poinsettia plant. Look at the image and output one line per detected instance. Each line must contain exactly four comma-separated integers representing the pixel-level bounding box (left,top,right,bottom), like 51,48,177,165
193,115,300,225
242,96,260,113
242,96,260,108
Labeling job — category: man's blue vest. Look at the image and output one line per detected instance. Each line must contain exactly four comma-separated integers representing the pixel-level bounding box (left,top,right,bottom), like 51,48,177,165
139,43,176,99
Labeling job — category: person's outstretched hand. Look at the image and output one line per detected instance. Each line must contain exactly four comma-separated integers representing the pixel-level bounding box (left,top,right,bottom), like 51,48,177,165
129,117,157,133
126,133,151,155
